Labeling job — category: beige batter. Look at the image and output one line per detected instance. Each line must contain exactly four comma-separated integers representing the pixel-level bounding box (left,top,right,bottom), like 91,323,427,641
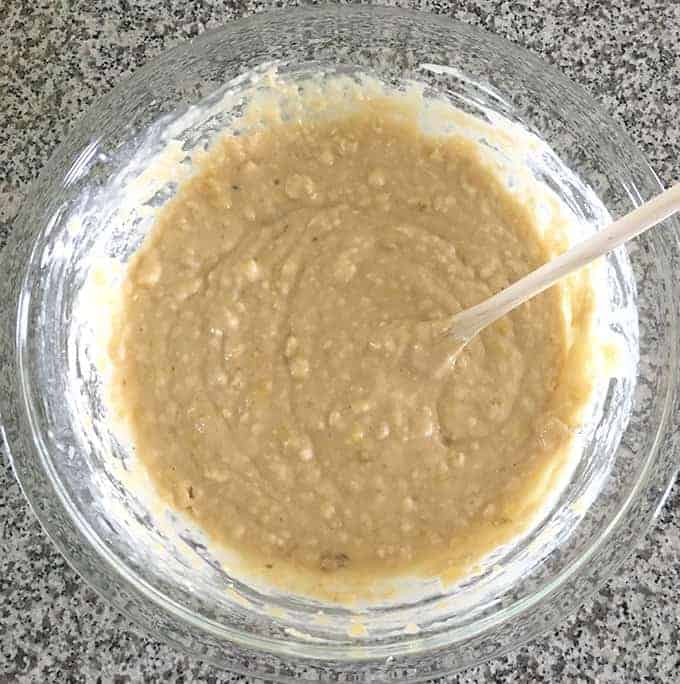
107,84,597,594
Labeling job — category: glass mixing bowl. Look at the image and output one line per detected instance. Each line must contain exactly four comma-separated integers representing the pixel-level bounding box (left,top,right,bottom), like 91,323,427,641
1,6,678,680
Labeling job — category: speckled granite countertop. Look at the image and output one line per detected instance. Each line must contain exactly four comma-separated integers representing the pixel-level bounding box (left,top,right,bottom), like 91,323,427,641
1,1,679,681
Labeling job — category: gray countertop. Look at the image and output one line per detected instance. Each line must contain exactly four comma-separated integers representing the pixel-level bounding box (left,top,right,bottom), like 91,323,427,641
1,1,679,681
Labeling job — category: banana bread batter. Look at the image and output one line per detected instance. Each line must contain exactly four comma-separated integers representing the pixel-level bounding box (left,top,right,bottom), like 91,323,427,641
107,83,596,594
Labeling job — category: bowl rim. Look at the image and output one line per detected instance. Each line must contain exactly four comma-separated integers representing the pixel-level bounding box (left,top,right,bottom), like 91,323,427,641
2,4,679,678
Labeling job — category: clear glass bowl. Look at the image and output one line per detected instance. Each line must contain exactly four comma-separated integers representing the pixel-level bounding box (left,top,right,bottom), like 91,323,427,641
1,6,679,680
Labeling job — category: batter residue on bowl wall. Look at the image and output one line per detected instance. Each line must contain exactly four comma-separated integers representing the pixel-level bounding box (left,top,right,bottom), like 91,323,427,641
104,74,601,598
